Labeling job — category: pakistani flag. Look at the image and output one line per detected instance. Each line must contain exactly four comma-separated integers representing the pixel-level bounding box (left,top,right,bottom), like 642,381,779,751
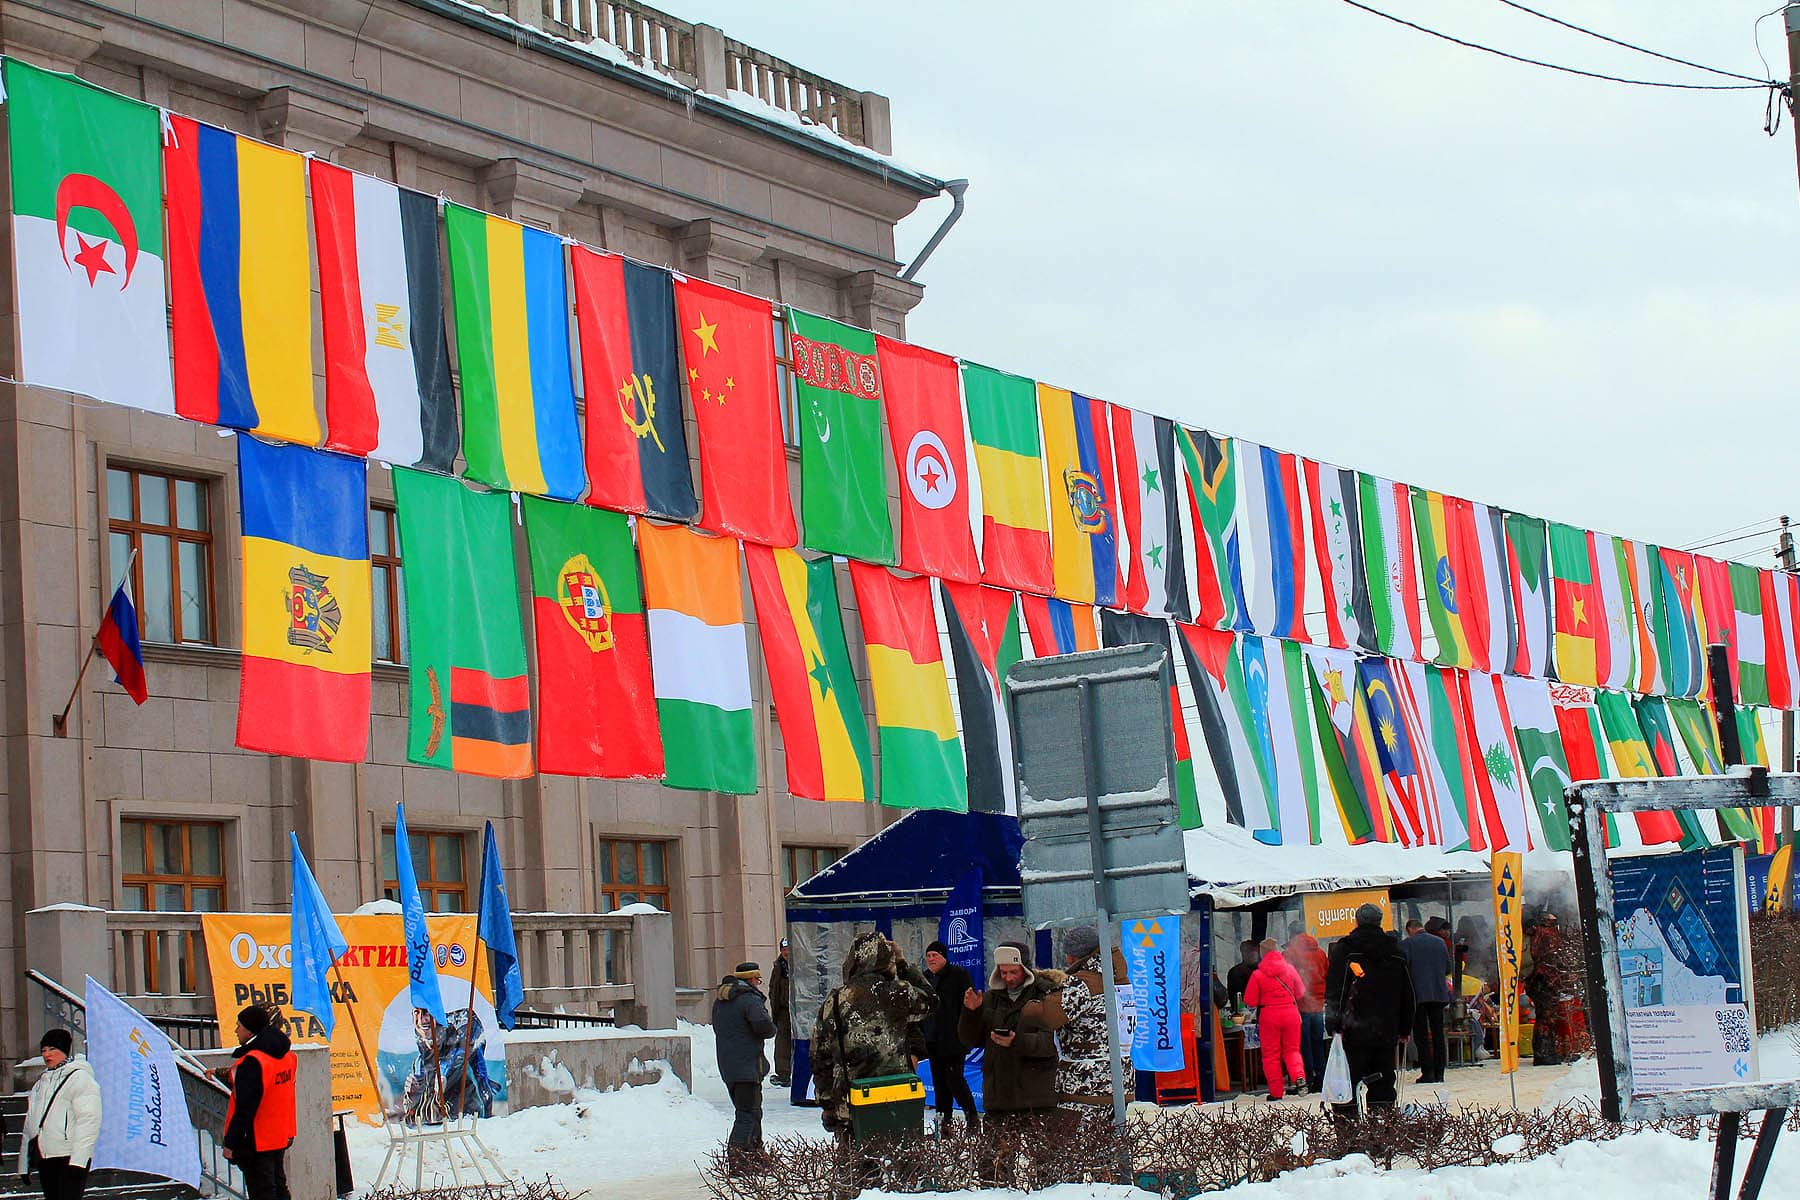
6,61,173,413
1501,675,1573,851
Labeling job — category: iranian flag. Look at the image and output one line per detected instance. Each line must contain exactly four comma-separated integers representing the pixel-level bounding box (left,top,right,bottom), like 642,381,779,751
7,60,173,413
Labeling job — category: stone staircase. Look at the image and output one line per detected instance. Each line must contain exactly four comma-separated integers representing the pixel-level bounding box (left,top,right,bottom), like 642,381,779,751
0,1093,193,1199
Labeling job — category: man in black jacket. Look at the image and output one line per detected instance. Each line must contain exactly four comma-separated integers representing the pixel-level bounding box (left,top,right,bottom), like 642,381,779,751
713,962,777,1153
1324,905,1414,1115
769,940,792,1087
923,940,978,1134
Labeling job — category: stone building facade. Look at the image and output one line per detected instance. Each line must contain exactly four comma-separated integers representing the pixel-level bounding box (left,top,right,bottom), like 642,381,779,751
0,0,947,1048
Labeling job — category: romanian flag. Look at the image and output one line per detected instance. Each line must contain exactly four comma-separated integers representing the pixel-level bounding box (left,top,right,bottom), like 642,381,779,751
848,563,966,811
165,117,316,444
394,469,533,778
1039,385,1120,606
745,547,872,802
963,363,1052,595
444,204,585,500
1019,594,1100,656
235,437,370,762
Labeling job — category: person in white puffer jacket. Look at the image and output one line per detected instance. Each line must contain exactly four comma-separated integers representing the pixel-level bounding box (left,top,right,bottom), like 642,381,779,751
16,1028,102,1200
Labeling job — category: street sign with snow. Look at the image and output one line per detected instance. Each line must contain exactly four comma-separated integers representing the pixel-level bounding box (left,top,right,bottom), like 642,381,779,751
1006,644,1189,929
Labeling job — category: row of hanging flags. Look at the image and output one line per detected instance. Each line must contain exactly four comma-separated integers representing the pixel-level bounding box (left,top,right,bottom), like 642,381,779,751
8,61,1792,854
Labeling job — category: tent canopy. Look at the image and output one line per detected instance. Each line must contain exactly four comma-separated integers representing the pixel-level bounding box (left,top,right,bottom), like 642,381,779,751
790,809,1023,903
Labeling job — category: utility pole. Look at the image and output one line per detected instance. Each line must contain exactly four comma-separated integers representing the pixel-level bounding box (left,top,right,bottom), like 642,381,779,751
1782,515,1797,847
1788,5,1800,198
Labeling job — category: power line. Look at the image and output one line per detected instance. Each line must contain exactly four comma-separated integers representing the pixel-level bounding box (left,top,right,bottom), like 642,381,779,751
1684,515,1785,548
1683,526,1785,554
1339,0,1781,91
1492,0,1773,84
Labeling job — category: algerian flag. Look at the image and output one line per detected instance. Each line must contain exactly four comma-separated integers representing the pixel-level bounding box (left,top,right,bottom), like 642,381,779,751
6,61,173,413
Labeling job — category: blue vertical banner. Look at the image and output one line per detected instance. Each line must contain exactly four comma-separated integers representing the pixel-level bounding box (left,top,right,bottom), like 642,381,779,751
937,868,986,978
1124,913,1183,1071
394,803,447,1023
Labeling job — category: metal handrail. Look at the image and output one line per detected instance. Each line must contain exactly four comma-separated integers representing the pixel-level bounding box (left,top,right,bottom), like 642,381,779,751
25,969,227,1095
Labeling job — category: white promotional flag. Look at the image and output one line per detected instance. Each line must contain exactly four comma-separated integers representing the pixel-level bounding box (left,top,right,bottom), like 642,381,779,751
84,976,202,1187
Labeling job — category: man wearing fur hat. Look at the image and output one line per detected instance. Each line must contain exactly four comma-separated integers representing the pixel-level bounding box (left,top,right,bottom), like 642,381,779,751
1051,925,1128,1110
958,944,1068,1126
810,932,936,1139
713,960,777,1153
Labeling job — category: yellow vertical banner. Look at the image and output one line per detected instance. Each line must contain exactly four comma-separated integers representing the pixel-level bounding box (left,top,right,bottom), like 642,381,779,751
1764,843,1792,915
1490,852,1524,1075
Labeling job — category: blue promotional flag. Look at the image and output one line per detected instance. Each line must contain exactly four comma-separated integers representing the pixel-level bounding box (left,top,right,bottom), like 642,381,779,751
937,867,985,978
394,803,446,1023
477,821,523,1029
85,977,202,1187
288,833,349,1038
1123,914,1183,1072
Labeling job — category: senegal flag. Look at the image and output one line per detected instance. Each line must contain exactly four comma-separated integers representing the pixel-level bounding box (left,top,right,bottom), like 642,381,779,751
788,309,894,563
394,470,532,778
849,563,966,811
7,60,174,413
745,547,871,802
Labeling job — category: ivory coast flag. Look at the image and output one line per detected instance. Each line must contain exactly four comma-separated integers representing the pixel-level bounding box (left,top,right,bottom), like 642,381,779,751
849,563,967,811
638,521,756,794
745,547,872,802
6,60,174,413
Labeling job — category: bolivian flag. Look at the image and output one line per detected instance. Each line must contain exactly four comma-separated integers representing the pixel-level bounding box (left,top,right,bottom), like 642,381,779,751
848,563,967,811
963,362,1052,596
745,547,872,802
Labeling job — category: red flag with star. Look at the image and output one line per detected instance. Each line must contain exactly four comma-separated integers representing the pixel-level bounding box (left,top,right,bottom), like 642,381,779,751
1548,522,1606,687
673,275,796,547
878,335,979,583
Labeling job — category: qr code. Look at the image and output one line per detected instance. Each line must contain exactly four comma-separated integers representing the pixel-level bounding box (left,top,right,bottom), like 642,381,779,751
1715,1007,1751,1054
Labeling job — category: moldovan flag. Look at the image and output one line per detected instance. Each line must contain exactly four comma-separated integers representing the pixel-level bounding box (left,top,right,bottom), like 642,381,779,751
878,336,979,583
963,363,1053,595
165,117,316,443
939,582,1023,814
5,61,173,413
789,309,893,562
638,521,757,793
1305,459,1374,654
523,497,661,779
571,248,697,520
445,205,584,499
746,547,872,802
394,469,533,778
849,563,967,811
311,161,457,470
675,276,795,546
1020,594,1099,656
1761,568,1800,710
235,437,370,762
1039,385,1121,606
1359,474,1421,661
1113,406,1190,620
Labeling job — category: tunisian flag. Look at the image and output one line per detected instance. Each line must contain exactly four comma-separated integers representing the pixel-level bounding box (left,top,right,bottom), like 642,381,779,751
877,336,979,583
673,275,795,547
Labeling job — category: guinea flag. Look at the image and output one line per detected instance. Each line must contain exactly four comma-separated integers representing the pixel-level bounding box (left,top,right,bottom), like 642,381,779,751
745,547,872,802
6,60,174,414
849,563,966,811
522,498,661,779
788,309,894,563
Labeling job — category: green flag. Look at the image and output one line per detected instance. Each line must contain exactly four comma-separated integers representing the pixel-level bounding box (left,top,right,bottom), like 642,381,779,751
1512,723,1572,851
787,308,894,562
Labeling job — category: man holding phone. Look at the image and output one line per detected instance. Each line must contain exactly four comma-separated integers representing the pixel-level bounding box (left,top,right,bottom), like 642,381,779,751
958,945,1067,1129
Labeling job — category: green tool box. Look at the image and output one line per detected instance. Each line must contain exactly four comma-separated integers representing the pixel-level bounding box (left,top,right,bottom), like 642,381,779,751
847,1072,925,1140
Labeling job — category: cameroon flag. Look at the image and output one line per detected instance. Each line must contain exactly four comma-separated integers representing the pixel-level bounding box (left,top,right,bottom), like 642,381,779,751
848,563,966,811
522,498,661,780
394,469,533,778
1549,522,1604,687
746,548,871,802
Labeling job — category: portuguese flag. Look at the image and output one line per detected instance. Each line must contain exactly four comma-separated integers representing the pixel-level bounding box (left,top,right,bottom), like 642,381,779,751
848,563,966,811
393,470,532,778
745,547,872,802
788,308,894,563
522,498,661,780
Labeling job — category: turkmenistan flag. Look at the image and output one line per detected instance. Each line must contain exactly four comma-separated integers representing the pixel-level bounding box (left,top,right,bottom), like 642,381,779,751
787,309,894,563
849,563,966,811
394,470,533,778
7,60,173,413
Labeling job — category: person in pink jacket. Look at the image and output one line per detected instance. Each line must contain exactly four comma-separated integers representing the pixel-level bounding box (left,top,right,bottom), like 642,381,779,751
1242,936,1307,1100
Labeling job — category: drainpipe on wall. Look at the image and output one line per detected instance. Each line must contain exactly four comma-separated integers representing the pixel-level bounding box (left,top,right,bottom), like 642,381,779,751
900,179,969,282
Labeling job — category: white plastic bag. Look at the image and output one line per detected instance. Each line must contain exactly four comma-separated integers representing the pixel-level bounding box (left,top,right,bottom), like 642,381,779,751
1322,1033,1353,1105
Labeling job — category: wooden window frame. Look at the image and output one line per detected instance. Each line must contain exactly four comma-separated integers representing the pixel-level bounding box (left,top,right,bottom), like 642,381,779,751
370,504,406,665
119,818,228,993
782,844,841,893
381,829,469,913
596,838,672,912
105,464,216,646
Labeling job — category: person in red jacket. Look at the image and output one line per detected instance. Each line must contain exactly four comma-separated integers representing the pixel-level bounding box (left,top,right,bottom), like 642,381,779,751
1243,937,1307,1100
208,1006,297,1200
1283,930,1330,1091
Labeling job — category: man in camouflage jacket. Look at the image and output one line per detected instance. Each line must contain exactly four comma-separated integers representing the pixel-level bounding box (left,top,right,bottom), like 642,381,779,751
1053,926,1128,1109
810,931,936,1136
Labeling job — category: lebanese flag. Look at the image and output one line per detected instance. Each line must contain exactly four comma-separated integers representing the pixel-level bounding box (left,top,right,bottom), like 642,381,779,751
97,581,147,704
310,161,457,470
877,336,979,583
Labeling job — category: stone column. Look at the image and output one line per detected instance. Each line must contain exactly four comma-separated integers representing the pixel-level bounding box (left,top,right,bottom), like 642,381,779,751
621,909,676,1030
843,271,924,339
857,92,894,156
678,219,768,292
482,158,584,234
693,24,729,96
23,906,109,1045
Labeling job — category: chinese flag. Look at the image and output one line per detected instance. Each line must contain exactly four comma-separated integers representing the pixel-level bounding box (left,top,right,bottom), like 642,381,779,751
673,276,796,547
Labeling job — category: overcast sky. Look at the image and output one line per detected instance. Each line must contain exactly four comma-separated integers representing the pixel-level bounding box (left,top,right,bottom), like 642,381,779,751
678,1,1800,565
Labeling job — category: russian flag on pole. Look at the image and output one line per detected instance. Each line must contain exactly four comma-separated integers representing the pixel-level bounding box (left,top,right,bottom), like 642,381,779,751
96,580,147,703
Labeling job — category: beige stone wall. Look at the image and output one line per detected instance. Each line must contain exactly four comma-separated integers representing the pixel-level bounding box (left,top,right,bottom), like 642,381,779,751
0,0,940,1054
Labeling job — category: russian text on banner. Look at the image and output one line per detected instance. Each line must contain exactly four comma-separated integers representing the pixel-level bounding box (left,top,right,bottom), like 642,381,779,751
6,61,174,414
746,546,872,802
849,563,967,811
878,336,980,583
789,308,894,562
639,520,757,793
444,204,585,499
235,437,371,762
1039,385,1121,606
1112,406,1190,621
674,275,795,546
394,469,533,778
940,581,1023,815
523,497,663,779
166,116,316,443
572,248,697,520
962,362,1053,595
86,977,202,1187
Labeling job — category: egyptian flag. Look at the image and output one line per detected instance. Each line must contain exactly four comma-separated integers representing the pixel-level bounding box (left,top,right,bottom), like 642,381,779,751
572,248,697,521
940,582,1023,814
311,161,457,470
